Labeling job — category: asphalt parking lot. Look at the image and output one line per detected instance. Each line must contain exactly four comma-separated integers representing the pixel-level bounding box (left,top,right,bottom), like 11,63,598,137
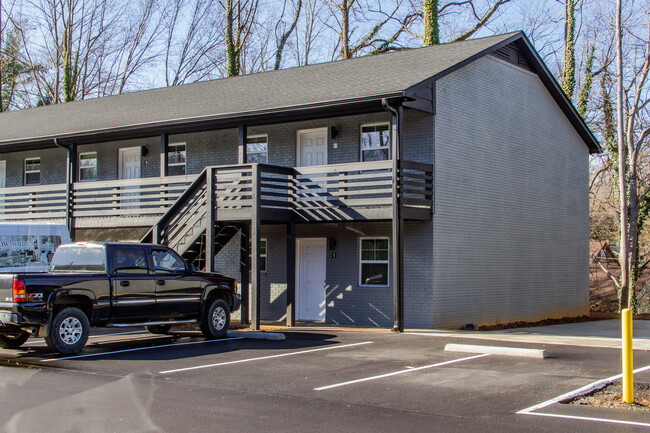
0,324,648,432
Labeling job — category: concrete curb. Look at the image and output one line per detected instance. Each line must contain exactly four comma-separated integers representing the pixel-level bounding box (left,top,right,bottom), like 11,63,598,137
227,330,286,341
445,343,547,358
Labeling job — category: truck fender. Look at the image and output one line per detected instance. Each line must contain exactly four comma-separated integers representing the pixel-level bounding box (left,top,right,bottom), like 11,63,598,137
46,289,97,323
199,285,233,323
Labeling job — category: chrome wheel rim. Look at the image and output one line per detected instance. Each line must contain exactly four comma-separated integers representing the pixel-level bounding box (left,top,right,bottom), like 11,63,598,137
59,317,82,345
212,306,226,330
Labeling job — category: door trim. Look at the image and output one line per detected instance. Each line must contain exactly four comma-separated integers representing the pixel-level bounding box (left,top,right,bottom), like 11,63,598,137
296,127,328,167
295,237,327,322
118,146,142,179
0,160,6,188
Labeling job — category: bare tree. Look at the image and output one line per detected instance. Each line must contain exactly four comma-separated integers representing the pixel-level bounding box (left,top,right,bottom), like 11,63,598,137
223,0,259,76
163,0,225,86
418,0,513,46
324,0,413,60
274,0,302,69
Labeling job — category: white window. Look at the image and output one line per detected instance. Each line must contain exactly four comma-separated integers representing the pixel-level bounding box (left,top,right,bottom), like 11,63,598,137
247,135,268,163
359,237,389,286
168,143,186,176
360,123,390,162
79,152,97,181
249,238,267,272
24,157,40,185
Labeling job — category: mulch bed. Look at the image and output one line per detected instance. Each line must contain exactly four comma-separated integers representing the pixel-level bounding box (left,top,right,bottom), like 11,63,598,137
567,381,650,412
476,311,649,331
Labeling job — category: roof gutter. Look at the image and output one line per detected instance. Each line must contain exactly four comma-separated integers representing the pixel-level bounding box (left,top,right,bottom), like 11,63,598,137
53,137,70,151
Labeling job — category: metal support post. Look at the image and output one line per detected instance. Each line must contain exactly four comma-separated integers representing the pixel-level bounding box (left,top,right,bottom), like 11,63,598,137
239,223,250,325
286,221,296,327
622,308,634,403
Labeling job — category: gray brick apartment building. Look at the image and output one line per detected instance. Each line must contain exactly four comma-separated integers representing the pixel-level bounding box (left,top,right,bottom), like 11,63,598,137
0,32,600,330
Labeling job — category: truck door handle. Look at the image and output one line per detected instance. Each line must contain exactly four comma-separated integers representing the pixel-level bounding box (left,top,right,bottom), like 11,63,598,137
156,280,165,286
120,281,130,287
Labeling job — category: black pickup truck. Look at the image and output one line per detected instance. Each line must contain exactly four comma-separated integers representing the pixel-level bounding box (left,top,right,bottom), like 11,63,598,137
0,242,240,354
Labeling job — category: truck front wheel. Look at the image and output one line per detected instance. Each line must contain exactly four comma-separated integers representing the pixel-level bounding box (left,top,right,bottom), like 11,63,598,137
45,307,90,354
200,299,230,339
0,333,30,349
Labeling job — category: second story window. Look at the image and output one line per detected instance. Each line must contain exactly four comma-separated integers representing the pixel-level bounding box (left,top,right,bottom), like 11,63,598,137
168,143,186,176
247,135,268,163
79,152,98,181
361,123,390,162
24,157,41,185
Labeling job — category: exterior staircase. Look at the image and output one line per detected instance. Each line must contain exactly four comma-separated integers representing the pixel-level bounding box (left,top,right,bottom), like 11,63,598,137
140,168,242,270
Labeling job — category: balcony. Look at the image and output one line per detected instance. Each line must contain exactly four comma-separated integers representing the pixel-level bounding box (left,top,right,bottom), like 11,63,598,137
0,160,433,228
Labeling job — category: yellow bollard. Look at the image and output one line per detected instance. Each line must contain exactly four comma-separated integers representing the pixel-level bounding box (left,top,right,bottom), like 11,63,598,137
622,308,634,403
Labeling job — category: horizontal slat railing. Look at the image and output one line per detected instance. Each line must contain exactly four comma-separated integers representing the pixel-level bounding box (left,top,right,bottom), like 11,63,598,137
72,175,195,220
0,183,67,221
399,160,433,213
0,160,433,227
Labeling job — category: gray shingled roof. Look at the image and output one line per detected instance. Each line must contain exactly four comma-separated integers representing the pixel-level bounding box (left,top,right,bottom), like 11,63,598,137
0,31,599,153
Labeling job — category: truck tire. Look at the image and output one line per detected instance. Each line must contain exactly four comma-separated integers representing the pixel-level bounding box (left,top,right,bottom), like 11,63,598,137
45,307,90,354
145,324,172,334
200,299,230,339
0,333,30,349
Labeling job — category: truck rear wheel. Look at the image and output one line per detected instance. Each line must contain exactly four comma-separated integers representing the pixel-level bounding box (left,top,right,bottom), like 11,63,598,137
45,307,90,354
0,332,30,349
200,299,230,339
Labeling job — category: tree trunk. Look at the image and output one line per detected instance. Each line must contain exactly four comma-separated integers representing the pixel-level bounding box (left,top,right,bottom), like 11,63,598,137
423,0,438,46
225,0,239,77
615,0,629,309
561,0,576,99
340,0,350,59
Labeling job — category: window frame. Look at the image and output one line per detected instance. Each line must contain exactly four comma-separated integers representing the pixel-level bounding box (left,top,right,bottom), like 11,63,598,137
249,237,267,273
358,236,389,287
24,157,41,186
167,142,187,176
246,134,268,164
78,151,98,182
360,122,391,162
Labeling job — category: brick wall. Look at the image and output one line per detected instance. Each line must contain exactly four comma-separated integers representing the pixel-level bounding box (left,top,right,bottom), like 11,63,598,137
431,55,590,328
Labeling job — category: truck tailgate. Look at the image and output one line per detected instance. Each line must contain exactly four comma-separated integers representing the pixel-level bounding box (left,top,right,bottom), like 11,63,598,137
0,274,15,304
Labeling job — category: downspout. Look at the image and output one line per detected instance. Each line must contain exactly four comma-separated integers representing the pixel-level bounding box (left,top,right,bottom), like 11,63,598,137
54,138,76,239
382,98,404,332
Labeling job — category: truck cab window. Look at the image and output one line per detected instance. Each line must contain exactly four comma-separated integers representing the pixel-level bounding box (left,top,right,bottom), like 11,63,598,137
114,247,149,273
152,249,186,273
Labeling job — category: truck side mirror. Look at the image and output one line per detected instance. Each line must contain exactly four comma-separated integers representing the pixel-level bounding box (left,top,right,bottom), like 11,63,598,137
189,264,196,273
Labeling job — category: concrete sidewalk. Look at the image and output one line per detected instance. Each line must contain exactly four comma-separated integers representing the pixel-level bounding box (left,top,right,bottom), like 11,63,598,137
406,320,650,349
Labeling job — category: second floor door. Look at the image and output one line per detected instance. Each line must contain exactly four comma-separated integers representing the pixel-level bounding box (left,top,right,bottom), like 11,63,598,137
118,147,141,211
297,128,327,166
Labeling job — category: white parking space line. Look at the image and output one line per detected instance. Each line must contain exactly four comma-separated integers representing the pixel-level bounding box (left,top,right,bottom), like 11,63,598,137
314,353,489,391
159,341,374,374
42,337,245,362
517,363,650,428
522,411,650,428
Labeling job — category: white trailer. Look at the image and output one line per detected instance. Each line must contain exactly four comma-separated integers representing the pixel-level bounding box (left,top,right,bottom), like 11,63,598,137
0,224,71,273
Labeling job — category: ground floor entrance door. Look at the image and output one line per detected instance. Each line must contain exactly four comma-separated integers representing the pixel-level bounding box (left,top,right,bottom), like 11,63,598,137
296,238,327,321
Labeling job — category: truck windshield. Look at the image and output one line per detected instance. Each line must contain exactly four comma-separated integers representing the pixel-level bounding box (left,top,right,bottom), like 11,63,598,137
50,244,107,272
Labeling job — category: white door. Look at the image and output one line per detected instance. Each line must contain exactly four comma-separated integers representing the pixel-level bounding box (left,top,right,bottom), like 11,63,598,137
297,128,327,167
296,238,327,321
119,147,141,180
119,147,141,211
